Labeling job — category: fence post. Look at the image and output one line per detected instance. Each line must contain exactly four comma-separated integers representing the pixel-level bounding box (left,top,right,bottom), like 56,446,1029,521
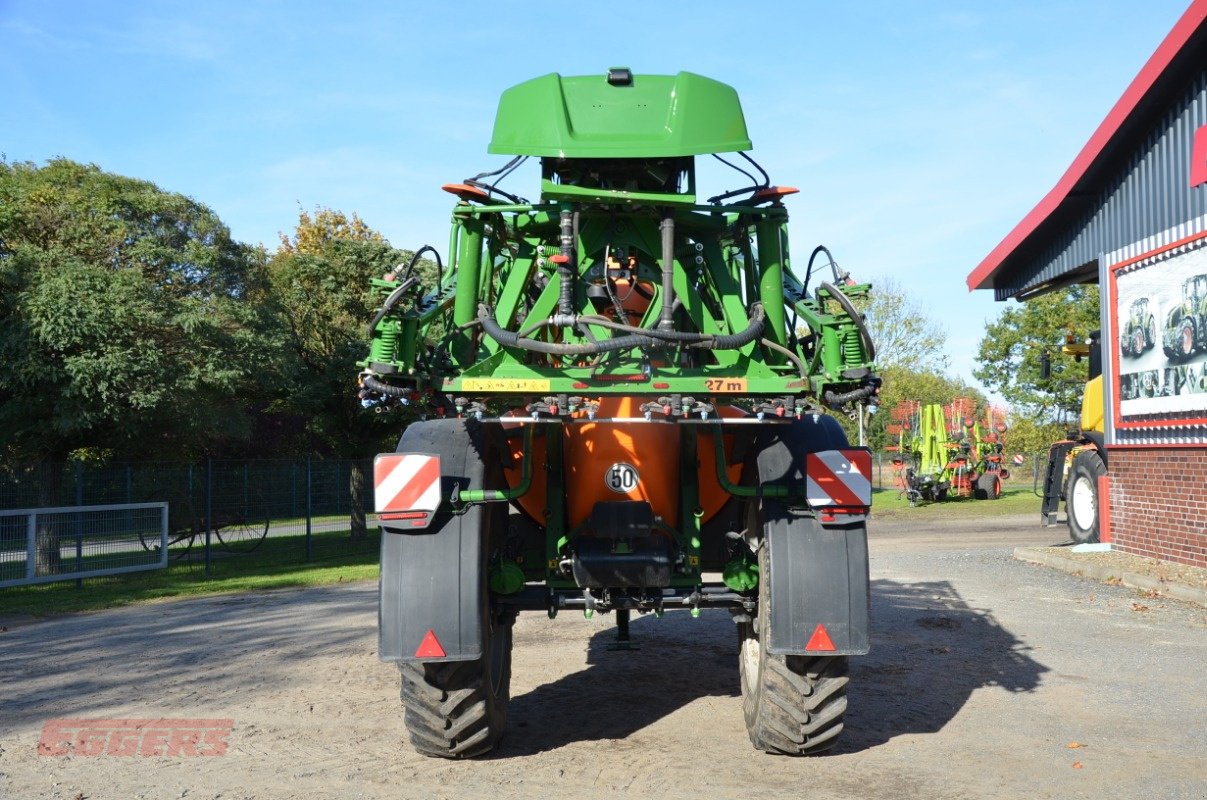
305,455,313,562
26,512,36,581
74,462,83,590
205,457,213,578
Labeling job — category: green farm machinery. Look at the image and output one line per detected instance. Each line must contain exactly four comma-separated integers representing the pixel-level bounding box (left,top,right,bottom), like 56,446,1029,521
888,399,1007,504
360,70,880,757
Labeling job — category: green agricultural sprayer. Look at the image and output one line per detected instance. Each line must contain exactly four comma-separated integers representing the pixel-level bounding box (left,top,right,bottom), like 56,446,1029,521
358,69,880,757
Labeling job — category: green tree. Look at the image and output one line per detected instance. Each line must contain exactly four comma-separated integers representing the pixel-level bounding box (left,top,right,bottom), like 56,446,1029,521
266,207,431,539
973,285,1100,421
860,277,949,372
0,158,270,571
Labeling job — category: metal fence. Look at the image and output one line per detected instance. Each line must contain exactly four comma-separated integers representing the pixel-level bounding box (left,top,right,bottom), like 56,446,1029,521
0,458,377,583
0,502,168,588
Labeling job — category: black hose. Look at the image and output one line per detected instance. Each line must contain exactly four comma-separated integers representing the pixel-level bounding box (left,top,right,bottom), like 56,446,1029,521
480,306,662,355
819,281,876,362
709,308,765,349
465,155,528,204
803,245,839,297
401,245,444,289
362,374,412,397
712,153,759,186
706,152,772,203
739,152,771,188
824,384,878,407
578,305,764,348
478,304,766,355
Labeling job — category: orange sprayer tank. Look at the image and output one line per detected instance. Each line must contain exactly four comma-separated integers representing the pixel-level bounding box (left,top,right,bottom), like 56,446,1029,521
505,398,743,531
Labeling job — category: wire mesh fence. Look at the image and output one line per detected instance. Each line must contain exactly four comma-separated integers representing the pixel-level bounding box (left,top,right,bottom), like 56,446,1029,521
0,458,377,588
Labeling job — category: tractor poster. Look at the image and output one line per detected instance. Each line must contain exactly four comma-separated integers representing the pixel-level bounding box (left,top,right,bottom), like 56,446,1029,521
1111,233,1207,425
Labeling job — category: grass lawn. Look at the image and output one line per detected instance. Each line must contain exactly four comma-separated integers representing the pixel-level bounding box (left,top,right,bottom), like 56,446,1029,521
0,528,380,618
869,478,1040,520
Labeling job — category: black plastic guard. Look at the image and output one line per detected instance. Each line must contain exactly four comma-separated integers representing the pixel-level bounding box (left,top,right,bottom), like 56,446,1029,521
379,518,482,663
378,418,499,664
764,505,870,656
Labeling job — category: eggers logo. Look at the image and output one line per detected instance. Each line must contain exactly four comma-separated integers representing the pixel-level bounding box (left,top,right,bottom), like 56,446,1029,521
38,718,232,757
604,462,639,493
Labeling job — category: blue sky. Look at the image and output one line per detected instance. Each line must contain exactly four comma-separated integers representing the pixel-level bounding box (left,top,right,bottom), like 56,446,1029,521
0,1,1192,396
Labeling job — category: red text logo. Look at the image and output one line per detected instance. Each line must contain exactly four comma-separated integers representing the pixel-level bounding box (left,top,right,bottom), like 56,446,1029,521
38,718,232,757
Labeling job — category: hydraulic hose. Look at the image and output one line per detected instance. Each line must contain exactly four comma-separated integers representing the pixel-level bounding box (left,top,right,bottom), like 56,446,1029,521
709,304,766,349
362,374,412,397
479,306,662,355
824,384,878,407
477,304,766,355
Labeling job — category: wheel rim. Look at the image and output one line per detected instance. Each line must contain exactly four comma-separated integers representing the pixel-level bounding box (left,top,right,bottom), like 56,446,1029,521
1183,324,1194,355
1133,331,1145,355
1070,474,1096,531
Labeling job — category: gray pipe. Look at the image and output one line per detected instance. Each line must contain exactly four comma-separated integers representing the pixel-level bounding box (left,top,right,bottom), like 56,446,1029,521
658,210,675,331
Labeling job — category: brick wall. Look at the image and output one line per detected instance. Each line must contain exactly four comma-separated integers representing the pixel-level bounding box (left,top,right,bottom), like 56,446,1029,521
1107,447,1207,568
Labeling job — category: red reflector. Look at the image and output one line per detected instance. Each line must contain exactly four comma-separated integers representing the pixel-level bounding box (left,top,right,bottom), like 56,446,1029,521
572,382,589,389
805,624,837,652
653,382,670,389
549,254,570,264
380,511,428,521
415,629,447,659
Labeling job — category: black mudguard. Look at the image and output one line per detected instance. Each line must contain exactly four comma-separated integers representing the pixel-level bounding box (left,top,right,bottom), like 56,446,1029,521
752,414,870,656
379,419,503,664
763,506,870,656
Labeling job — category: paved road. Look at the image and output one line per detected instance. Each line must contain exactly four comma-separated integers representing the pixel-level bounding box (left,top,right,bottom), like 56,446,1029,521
1,514,1204,800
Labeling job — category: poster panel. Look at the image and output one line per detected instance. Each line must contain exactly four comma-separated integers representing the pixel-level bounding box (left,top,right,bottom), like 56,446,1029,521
1111,235,1207,426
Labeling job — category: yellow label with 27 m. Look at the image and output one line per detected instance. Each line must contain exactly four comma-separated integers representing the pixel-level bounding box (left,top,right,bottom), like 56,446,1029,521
462,378,551,392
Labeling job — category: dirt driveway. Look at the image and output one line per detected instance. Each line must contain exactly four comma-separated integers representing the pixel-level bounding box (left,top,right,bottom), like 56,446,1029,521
2,514,1205,800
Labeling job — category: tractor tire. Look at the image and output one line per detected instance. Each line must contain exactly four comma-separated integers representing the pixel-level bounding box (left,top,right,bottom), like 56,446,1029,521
1179,318,1196,359
1131,329,1146,358
737,416,854,756
974,472,1001,500
395,420,514,759
1066,449,1106,545
739,541,849,756
1145,316,1156,350
400,610,512,758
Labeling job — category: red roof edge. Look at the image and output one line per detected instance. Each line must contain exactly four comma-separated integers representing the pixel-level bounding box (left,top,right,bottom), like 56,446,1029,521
967,0,1207,293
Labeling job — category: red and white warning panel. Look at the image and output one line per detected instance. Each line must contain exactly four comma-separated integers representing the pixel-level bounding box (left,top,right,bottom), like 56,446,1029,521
374,453,442,528
805,449,872,513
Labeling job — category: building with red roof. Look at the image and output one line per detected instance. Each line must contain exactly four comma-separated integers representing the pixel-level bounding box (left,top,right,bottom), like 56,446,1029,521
969,1,1207,567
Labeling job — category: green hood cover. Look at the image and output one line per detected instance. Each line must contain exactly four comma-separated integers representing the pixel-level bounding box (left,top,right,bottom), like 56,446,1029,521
488,71,752,158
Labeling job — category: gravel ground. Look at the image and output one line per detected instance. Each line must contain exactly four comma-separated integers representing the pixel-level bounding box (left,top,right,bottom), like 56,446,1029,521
1,515,1205,800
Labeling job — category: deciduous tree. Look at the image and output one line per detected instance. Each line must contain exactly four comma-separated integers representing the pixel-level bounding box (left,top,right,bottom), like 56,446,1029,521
0,158,270,571
973,285,1099,420
267,207,434,539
